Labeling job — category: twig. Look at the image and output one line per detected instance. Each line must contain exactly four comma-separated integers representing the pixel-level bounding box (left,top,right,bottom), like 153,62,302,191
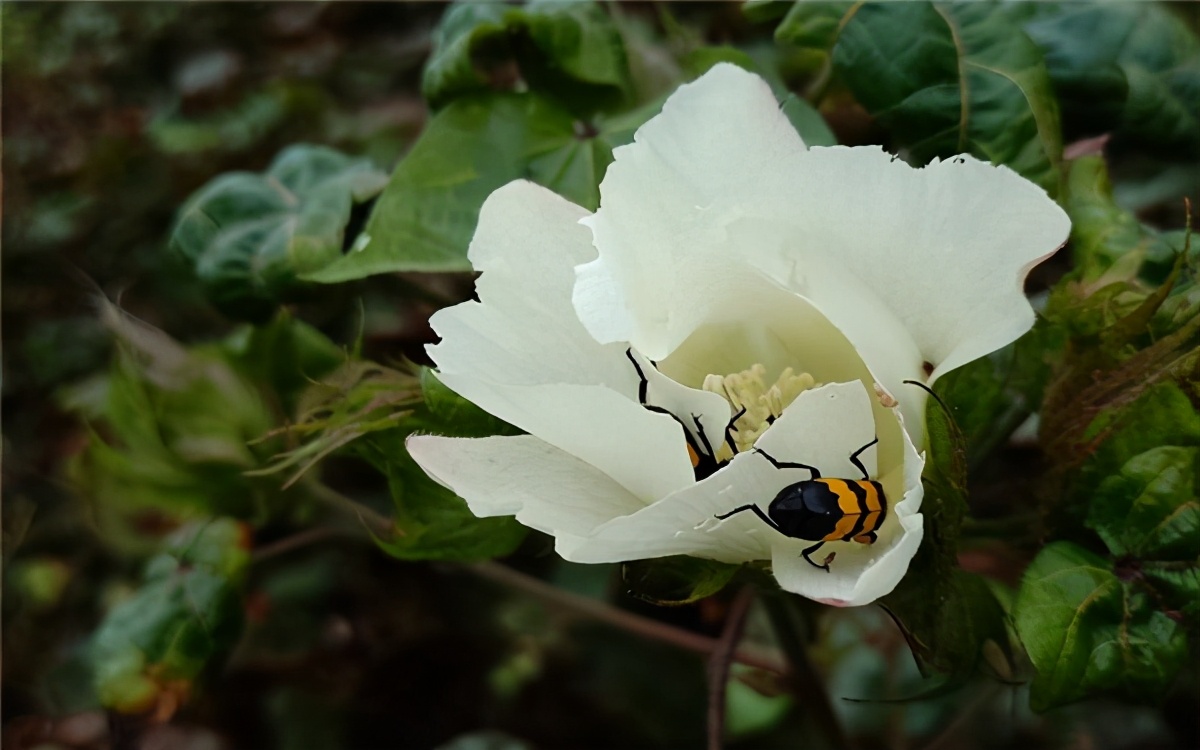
707,587,757,750
762,594,852,750
462,561,786,675
251,527,349,562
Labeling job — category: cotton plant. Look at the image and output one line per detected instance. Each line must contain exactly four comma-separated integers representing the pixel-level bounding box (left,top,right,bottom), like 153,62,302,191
407,64,1069,606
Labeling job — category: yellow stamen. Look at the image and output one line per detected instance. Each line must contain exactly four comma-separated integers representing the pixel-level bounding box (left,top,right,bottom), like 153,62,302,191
702,364,818,460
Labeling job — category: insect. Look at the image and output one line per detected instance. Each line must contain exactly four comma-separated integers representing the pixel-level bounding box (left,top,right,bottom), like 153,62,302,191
626,348,744,481
714,437,886,572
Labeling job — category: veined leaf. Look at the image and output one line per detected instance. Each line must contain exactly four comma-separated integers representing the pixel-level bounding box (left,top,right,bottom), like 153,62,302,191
314,93,660,280
423,0,631,114
171,144,387,322
1022,2,1200,154
777,1,1062,192
91,520,251,717
1013,541,1187,711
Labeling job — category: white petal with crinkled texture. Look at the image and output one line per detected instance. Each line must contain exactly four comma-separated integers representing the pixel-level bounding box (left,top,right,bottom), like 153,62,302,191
748,147,1070,383
406,434,645,536
427,179,729,500
575,63,1069,402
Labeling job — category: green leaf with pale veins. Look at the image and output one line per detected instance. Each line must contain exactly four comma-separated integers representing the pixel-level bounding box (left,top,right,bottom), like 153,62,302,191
170,144,387,322
777,1,1063,193
1090,446,1200,562
1021,2,1200,154
422,0,631,114
1013,541,1188,712
316,93,660,279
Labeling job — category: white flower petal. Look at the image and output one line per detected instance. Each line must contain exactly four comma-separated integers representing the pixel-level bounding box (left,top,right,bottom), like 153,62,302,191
433,375,697,501
575,63,1068,411
574,64,808,363
562,381,921,590
406,434,644,536
430,180,626,388
743,147,1070,383
770,513,923,607
428,180,730,500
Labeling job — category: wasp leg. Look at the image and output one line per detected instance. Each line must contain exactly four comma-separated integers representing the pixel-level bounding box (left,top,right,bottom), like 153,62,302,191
754,448,821,479
723,406,747,453
626,348,652,405
853,530,878,545
714,504,782,532
848,437,879,481
802,541,831,572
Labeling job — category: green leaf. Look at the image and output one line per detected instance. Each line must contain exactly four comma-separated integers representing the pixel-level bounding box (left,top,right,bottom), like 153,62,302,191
788,1,1063,192
1021,3,1200,154
422,0,631,114
1089,446,1200,561
621,556,739,607
60,304,280,551
260,360,526,561
358,429,528,562
221,312,345,413
774,2,854,53
170,144,388,322
934,320,1062,469
1078,382,1200,503
1013,541,1188,711
91,519,251,715
316,93,656,279
1063,155,1183,282
880,386,1009,677
780,93,837,147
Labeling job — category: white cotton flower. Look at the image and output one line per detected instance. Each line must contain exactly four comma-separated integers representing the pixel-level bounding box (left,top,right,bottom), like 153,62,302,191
405,64,1070,606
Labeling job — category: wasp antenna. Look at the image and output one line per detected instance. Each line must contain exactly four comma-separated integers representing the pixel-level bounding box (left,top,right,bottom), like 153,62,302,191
902,379,950,413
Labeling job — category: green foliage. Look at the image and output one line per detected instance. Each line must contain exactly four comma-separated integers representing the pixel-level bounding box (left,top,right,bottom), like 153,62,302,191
1013,541,1188,712
881,385,1010,678
1090,446,1199,564
775,1,1062,192
318,93,659,279
423,1,631,115
934,321,1063,468
1020,2,1200,154
362,370,528,561
91,519,251,715
621,556,739,607
780,93,837,148
1064,155,1186,283
170,144,388,322
61,304,281,550
261,363,526,561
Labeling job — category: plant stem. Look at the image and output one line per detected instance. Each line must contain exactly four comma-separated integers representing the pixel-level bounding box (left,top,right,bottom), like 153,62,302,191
761,593,852,750
707,587,756,750
462,561,786,676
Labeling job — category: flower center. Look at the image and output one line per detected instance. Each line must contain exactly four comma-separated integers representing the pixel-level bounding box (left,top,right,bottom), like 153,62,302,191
702,364,818,460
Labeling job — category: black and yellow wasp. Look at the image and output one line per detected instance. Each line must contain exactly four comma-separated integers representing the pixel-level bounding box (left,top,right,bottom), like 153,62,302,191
625,347,887,572
715,439,886,572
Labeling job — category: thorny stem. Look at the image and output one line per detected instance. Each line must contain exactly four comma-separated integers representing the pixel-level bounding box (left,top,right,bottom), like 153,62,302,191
462,561,787,676
761,593,852,750
707,587,757,750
